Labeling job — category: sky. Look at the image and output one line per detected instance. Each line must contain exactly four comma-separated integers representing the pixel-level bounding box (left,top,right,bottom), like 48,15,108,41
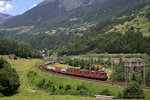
0,0,44,15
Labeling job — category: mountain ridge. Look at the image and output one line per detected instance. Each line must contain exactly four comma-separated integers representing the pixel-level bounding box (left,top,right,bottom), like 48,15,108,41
0,0,148,50
0,13,12,24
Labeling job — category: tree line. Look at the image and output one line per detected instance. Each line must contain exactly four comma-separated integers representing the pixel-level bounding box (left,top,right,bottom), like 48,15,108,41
0,37,42,58
57,30,150,56
59,58,111,71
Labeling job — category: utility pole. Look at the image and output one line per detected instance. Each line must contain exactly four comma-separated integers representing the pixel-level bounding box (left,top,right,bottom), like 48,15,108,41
144,66,146,86
90,58,92,70
111,59,114,86
73,58,74,79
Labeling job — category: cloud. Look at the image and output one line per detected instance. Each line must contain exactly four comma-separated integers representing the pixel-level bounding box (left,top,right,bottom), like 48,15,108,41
5,4,13,10
0,2,14,12
31,4,37,8
0,1,4,6
0,2,4,6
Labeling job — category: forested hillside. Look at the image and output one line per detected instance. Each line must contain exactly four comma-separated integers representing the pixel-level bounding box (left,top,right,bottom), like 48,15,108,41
0,0,147,50
56,4,150,56
56,30,150,56
0,37,42,58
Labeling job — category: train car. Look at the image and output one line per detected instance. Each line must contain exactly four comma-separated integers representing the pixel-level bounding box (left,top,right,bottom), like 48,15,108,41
61,68,67,73
42,61,107,81
47,66,54,70
66,68,108,80
89,71,108,80
99,72,108,80
82,70,90,77
46,66,55,72
66,69,82,76
45,66,108,81
54,67,62,73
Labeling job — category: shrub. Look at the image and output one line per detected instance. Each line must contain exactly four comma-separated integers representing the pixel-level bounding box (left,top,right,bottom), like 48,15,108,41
51,86,56,93
43,81,53,90
58,85,65,95
75,84,88,96
36,79,46,89
0,93,4,97
100,89,112,96
0,58,20,96
132,72,142,85
146,11,150,21
59,85,64,90
117,92,123,99
65,85,71,91
98,60,105,65
123,81,144,99
110,64,125,82
27,71,37,78
146,68,150,86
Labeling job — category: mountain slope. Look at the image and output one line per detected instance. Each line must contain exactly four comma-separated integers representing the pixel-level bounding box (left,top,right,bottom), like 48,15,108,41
56,4,150,56
0,0,147,50
0,13,12,24
2,0,145,28
2,0,96,27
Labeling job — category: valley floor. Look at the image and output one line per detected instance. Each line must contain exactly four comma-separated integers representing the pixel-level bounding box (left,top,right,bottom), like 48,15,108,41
0,55,150,100
0,55,104,100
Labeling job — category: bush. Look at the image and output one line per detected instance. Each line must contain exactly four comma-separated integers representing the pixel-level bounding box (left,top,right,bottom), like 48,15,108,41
51,86,56,93
123,81,144,99
146,10,150,21
36,79,53,91
57,85,65,95
110,64,125,82
27,71,37,78
75,84,88,96
0,58,20,96
100,89,112,96
132,72,142,85
65,85,71,91
146,68,150,86
117,92,123,99
0,93,4,97
36,79,46,89
43,81,53,90
59,85,64,90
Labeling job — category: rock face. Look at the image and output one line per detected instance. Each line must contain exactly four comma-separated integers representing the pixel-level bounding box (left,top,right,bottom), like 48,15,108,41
1,0,97,27
59,0,92,10
2,0,145,28
41,0,94,10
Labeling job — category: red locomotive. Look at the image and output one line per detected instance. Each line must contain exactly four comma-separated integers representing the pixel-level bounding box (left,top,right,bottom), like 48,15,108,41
47,67,108,81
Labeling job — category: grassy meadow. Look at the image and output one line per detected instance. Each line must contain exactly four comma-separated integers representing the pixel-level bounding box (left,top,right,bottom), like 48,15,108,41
108,16,150,36
0,55,109,100
0,55,150,100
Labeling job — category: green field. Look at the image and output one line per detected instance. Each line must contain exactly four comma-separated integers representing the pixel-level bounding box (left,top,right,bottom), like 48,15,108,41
0,55,109,100
0,55,150,100
108,16,150,36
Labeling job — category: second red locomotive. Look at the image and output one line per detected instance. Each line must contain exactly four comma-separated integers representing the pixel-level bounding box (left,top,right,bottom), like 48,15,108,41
47,67,108,81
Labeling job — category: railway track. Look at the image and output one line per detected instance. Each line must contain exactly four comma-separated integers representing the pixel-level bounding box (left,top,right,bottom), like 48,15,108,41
38,65,150,90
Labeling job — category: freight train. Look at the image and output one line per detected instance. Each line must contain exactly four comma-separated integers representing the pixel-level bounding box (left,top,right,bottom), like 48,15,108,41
45,66,108,81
